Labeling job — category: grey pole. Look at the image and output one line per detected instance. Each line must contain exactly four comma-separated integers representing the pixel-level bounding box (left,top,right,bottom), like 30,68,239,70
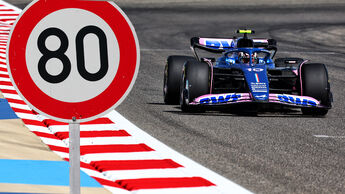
69,117,80,194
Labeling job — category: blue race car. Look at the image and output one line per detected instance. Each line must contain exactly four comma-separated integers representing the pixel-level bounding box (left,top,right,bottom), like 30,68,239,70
163,30,332,115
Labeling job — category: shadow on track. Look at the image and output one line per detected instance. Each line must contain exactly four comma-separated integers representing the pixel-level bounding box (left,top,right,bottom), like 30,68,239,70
155,102,326,118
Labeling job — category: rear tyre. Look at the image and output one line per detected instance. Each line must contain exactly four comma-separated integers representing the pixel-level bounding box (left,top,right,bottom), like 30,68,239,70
164,56,196,104
300,63,331,116
180,60,210,112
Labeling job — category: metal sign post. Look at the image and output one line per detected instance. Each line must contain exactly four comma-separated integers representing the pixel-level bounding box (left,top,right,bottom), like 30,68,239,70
69,117,80,194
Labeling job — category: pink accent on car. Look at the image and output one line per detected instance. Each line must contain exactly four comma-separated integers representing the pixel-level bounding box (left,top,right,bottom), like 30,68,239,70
199,38,234,48
269,93,319,102
253,39,269,43
299,60,309,96
192,93,250,104
190,92,322,107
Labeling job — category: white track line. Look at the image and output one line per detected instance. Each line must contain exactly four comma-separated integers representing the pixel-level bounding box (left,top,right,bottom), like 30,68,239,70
82,152,168,162
313,135,345,138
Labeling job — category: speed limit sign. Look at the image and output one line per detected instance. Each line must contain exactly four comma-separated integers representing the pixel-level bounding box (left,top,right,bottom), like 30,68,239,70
7,0,140,123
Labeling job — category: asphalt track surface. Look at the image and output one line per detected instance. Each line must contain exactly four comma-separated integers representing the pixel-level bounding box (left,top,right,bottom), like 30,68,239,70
7,0,345,193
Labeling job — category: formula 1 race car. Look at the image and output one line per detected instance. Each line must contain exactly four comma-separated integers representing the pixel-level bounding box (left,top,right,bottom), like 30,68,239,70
163,30,332,115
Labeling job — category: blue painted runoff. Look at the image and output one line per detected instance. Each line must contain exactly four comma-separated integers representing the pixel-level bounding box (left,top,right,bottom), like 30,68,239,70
0,159,102,187
0,98,18,120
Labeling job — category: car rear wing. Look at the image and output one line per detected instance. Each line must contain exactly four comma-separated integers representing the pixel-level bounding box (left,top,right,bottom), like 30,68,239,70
191,37,235,54
190,37,277,60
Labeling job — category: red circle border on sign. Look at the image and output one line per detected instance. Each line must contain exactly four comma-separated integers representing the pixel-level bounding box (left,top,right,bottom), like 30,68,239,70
7,0,139,123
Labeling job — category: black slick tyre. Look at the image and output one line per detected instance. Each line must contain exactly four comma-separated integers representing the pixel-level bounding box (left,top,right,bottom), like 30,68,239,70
180,60,210,112
300,63,331,116
164,56,195,104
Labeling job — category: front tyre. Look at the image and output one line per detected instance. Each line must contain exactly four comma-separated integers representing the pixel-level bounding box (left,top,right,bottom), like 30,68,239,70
164,56,196,104
180,60,210,112
300,63,331,116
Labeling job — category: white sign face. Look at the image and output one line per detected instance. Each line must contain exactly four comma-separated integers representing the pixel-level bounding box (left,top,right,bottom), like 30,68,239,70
7,0,140,123
26,8,120,102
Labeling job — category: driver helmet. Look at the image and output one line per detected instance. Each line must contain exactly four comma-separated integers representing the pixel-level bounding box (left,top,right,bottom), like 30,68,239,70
239,52,257,64
252,52,258,64
239,52,250,63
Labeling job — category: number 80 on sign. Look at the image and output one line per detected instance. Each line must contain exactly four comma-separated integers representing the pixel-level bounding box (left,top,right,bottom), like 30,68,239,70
37,25,109,84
